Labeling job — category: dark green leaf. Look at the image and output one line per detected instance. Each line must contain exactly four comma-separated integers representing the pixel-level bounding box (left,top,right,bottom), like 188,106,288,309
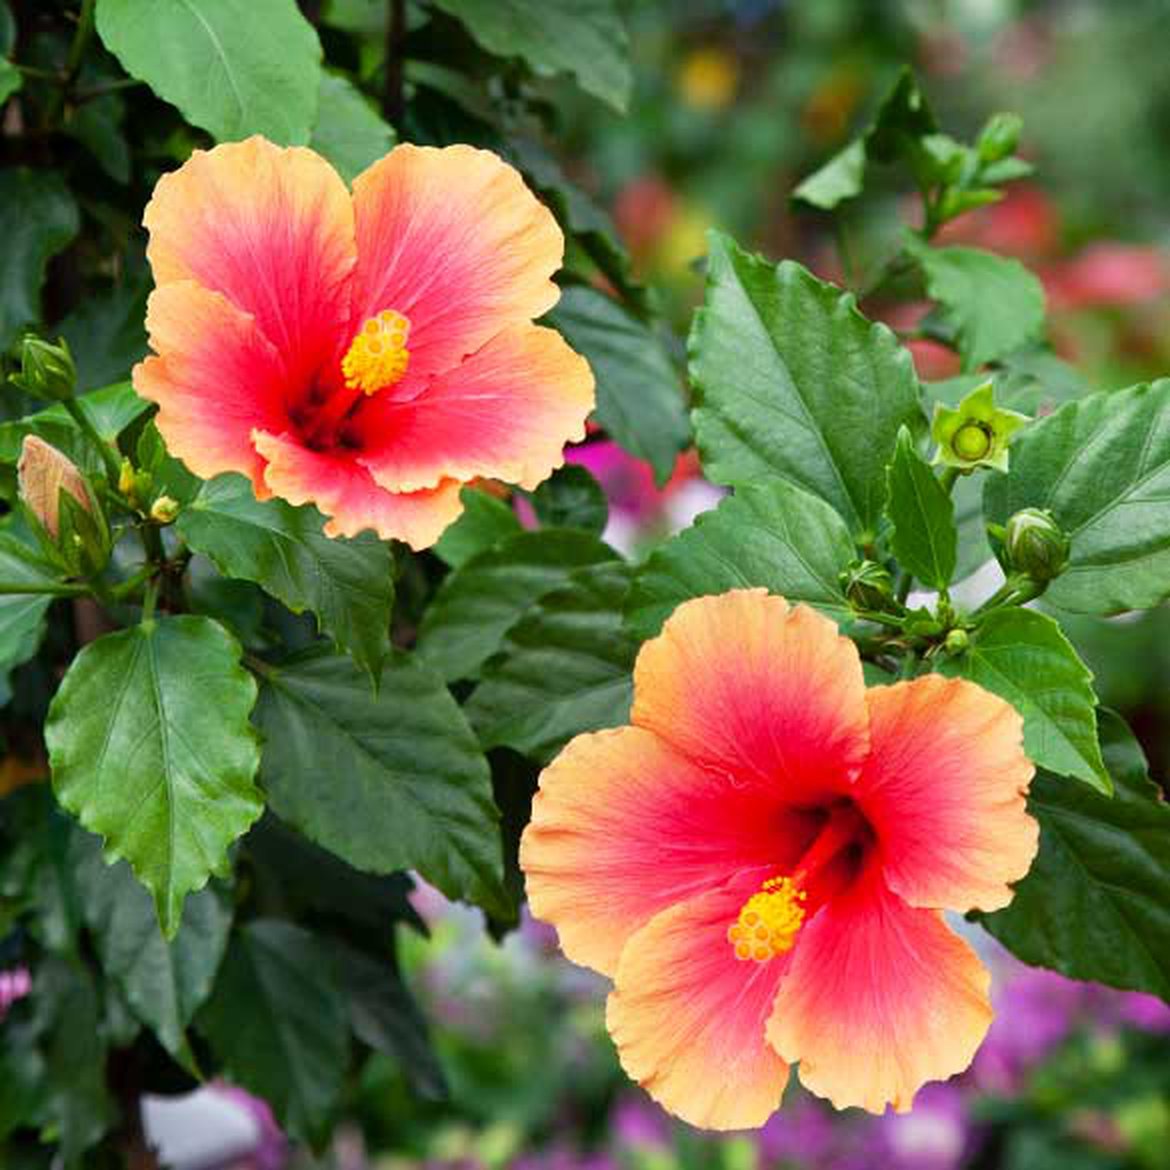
432,0,630,111
0,526,60,703
626,479,854,640
549,286,689,486
529,464,607,535
57,277,149,391
45,615,263,936
0,169,80,348
65,91,131,184
691,233,923,535
95,0,323,144
178,474,393,680
467,561,634,762
984,381,1170,614
254,648,506,915
939,607,1108,792
906,238,1046,370
197,920,348,1144
980,711,1170,1000
432,486,521,570
0,61,19,106
885,425,956,590
310,72,395,182
75,833,231,1063
417,528,619,681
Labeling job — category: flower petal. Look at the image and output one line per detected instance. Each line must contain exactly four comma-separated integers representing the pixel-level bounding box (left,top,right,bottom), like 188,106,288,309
632,591,870,804
134,282,288,490
766,882,992,1113
350,144,562,387
143,137,355,389
252,429,462,548
358,324,594,492
607,873,792,1131
856,675,1037,913
521,726,821,978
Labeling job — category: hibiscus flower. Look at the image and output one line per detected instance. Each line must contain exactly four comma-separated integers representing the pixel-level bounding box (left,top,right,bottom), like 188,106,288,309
134,137,594,547
521,589,1038,1129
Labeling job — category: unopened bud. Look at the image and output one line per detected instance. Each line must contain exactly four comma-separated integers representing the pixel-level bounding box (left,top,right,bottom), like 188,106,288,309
118,457,136,498
11,336,76,402
944,628,970,656
149,495,180,524
1005,507,1069,583
840,560,896,614
17,435,91,540
977,113,1023,164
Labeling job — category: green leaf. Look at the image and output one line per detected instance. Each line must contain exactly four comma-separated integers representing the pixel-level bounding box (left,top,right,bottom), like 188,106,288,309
691,233,923,535
980,711,1170,1000
57,276,149,391
549,286,689,486
467,561,635,762
984,381,1170,614
0,526,61,702
529,464,607,535
310,71,395,182
625,479,854,639
95,0,322,144
0,59,21,105
178,474,393,680
45,615,263,936
939,607,1108,792
75,833,231,1064
417,529,619,682
432,0,630,112
197,920,348,1144
432,487,521,570
0,169,80,349
254,648,506,915
792,140,866,211
338,942,447,1100
885,425,956,590
906,238,1046,370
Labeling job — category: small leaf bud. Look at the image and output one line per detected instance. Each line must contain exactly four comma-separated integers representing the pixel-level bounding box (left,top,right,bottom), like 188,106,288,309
977,113,1023,164
10,336,77,402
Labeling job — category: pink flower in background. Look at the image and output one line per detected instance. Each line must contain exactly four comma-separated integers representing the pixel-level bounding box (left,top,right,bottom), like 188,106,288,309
0,966,30,1019
1045,244,1169,310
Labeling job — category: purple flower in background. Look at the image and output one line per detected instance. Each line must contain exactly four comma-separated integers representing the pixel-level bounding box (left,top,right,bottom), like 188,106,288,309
1114,991,1170,1033
0,967,31,1019
757,1096,837,1165
213,1083,288,1170
611,1093,671,1150
513,1147,617,1170
874,1082,974,1170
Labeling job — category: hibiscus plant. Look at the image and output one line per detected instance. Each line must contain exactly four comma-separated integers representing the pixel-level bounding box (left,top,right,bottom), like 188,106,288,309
0,2,1168,1166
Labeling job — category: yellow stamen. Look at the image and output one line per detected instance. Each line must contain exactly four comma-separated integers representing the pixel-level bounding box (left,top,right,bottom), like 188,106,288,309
727,877,806,963
341,309,411,396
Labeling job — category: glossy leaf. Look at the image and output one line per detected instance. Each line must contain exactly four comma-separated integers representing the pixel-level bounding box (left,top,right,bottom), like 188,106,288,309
467,561,635,762
95,0,322,144
885,425,956,590
417,529,619,682
254,648,507,916
549,285,689,486
433,487,522,570
0,526,61,703
691,233,923,535
311,71,396,182
939,607,1108,792
626,479,854,639
45,615,263,936
197,920,348,1144
984,381,1170,614
529,464,608,535
981,712,1170,1000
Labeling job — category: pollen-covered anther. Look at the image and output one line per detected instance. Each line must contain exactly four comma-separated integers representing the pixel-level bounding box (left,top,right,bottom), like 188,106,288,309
726,876,807,962
341,309,411,395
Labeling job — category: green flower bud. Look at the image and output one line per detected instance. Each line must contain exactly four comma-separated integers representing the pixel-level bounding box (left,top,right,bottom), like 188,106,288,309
149,495,180,525
944,628,970,656
10,336,77,402
840,560,896,613
1005,507,1070,583
977,112,1023,164
932,381,1029,473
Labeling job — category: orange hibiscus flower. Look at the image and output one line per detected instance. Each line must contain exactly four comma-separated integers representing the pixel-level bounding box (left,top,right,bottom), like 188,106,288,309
134,138,594,547
521,590,1038,1129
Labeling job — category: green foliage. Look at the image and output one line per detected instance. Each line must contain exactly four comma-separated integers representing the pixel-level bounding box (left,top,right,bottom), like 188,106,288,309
625,479,853,639
433,488,523,570
254,648,508,917
45,615,263,936
885,425,956,591
177,474,394,681
311,72,397,181
528,464,608,535
95,0,323,144
981,712,1170,998
0,526,60,701
690,233,923,536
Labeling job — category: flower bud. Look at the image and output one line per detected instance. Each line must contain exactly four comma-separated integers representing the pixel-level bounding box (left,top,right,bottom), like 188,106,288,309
10,336,77,402
1005,507,1070,583
944,628,970,656
840,560,896,614
932,381,1029,473
977,113,1023,164
150,495,180,525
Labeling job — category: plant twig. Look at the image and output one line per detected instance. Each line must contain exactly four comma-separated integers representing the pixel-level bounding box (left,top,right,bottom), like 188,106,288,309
383,0,407,128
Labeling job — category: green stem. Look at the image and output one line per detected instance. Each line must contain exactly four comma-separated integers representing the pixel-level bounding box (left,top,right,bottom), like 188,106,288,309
852,609,905,629
15,64,61,80
0,580,86,596
971,575,1046,620
140,578,160,624
109,565,154,602
65,0,96,77
139,520,165,567
75,77,145,102
939,466,960,495
62,398,122,486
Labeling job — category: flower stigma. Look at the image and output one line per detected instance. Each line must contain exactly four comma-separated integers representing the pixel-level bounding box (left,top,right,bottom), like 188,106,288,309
728,877,807,962
341,309,411,395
